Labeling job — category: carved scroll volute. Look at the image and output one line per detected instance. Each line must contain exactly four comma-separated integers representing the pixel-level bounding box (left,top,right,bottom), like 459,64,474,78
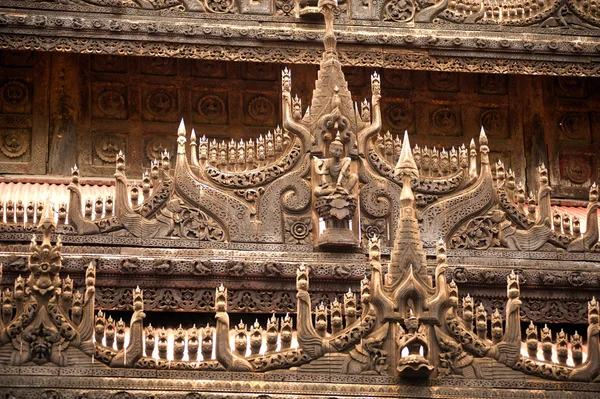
109,286,145,367
357,72,382,157
571,297,599,381
568,183,599,252
214,284,253,371
295,264,324,358
281,67,311,152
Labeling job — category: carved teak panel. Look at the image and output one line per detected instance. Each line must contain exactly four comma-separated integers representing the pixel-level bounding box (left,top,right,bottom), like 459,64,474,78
0,2,599,398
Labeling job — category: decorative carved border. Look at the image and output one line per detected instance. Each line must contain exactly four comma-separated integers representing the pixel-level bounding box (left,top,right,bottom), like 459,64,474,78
1,10,600,77
1,369,600,398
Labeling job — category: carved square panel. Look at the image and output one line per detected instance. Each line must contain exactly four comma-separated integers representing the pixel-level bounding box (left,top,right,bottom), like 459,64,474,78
92,133,127,166
478,74,508,95
91,55,128,73
558,112,591,142
382,69,412,90
428,72,459,92
424,105,462,136
0,51,34,68
192,60,228,79
0,128,31,162
192,90,229,125
144,134,176,165
141,57,177,76
92,84,128,120
142,87,179,122
342,67,367,88
560,153,595,186
382,100,414,133
554,76,587,99
242,92,279,127
479,108,509,139
241,63,278,81
0,79,33,114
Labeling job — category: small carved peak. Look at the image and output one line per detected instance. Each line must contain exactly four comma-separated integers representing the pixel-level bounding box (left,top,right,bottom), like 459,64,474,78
479,126,488,146
190,129,197,144
71,164,79,184
394,131,419,178
178,118,186,137
590,182,598,202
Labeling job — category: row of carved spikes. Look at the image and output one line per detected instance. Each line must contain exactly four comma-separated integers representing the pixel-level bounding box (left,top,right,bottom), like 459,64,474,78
375,132,471,177
461,293,599,366
230,314,295,358
94,287,144,349
497,159,599,231
525,321,586,366
0,199,46,225
1,275,84,326
313,288,359,337
192,126,288,171
140,313,297,361
481,1,548,19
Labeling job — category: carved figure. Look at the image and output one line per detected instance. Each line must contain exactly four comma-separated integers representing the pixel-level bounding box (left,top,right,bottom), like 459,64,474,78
314,134,357,198
396,309,434,378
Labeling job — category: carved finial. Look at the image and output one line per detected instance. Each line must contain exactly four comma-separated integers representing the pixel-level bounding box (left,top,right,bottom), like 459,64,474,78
537,163,548,185
190,129,197,144
296,263,309,291
590,182,598,202
368,235,381,262
507,270,520,299
282,67,291,92
394,131,419,178
215,283,227,312
436,239,447,265
115,149,125,172
71,164,79,184
360,275,370,304
371,72,381,96
589,297,599,324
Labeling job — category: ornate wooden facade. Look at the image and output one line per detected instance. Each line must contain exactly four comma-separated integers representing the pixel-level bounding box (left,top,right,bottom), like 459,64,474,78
0,0,600,397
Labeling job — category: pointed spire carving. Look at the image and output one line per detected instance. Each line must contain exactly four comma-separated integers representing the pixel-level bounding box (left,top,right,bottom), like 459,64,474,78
388,132,427,286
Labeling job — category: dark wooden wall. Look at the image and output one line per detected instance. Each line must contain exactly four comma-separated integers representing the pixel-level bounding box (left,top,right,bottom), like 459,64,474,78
0,50,598,199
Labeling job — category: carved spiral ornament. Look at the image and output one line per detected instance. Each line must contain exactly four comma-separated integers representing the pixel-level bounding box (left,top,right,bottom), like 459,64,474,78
97,89,125,117
95,135,125,163
2,80,28,106
564,157,591,184
146,90,174,117
248,96,275,122
197,95,225,121
0,130,28,158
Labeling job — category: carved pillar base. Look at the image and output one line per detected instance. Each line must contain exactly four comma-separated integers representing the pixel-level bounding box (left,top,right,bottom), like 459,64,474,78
315,196,358,248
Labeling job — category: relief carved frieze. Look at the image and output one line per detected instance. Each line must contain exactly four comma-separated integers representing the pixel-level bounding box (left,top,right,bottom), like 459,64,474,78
0,3,599,396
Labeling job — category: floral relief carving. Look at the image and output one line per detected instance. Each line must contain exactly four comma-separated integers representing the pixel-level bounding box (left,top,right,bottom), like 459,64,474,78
94,135,126,163
0,129,29,158
480,109,507,138
197,94,225,121
248,96,275,122
2,80,29,106
431,107,459,134
284,215,312,244
145,89,175,118
384,102,412,131
146,136,173,162
97,89,126,118
559,112,591,141
563,156,592,184
383,0,416,22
